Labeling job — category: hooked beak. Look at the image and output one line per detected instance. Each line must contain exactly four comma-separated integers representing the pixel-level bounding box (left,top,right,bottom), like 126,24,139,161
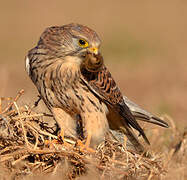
88,47,99,55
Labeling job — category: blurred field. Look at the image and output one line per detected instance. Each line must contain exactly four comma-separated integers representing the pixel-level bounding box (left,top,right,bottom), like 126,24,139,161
0,0,187,179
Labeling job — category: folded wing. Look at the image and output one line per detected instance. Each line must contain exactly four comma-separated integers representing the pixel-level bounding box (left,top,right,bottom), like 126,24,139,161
80,65,150,147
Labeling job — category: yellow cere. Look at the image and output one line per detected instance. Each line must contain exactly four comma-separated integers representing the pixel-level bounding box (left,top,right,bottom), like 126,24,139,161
89,47,98,54
78,39,89,48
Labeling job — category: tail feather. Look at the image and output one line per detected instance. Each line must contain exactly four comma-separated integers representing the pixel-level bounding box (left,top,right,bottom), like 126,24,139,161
133,111,169,128
117,103,150,145
120,126,145,153
123,96,169,128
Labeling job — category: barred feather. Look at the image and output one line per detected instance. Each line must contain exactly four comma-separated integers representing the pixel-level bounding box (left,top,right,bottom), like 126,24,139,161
26,23,168,151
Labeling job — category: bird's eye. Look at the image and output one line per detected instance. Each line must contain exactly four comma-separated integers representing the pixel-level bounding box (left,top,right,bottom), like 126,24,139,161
78,39,89,48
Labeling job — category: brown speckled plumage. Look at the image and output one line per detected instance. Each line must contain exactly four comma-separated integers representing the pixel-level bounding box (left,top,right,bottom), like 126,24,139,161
25,23,168,151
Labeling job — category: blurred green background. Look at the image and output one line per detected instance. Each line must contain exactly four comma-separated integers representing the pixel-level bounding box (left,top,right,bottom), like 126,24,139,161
0,0,187,126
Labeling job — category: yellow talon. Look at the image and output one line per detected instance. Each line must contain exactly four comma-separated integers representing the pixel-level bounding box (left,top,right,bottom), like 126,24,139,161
76,133,95,153
44,129,71,148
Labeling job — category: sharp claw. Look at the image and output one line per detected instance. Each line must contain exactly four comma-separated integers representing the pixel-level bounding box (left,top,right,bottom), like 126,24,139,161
44,129,71,148
44,139,59,149
76,132,95,153
76,140,95,153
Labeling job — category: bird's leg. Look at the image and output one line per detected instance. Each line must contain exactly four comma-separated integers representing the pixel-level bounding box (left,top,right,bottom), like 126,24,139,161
85,131,91,148
76,132,95,153
75,113,95,153
45,108,76,148
57,129,71,147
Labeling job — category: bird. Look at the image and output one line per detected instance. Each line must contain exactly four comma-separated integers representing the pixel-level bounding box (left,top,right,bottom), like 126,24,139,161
25,23,169,152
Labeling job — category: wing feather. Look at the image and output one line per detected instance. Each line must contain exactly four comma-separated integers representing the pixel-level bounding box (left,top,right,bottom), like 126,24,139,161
81,65,150,145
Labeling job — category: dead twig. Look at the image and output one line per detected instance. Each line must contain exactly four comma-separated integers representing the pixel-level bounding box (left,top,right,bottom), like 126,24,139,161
1,89,24,114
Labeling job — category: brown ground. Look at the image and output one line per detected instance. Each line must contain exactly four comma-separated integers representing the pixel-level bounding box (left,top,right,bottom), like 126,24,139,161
0,0,187,179
0,91,186,180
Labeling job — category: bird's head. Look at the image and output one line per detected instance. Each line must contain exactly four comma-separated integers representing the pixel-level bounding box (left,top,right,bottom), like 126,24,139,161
36,23,103,71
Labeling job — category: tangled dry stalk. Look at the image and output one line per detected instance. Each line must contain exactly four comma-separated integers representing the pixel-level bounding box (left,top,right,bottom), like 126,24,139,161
0,90,186,180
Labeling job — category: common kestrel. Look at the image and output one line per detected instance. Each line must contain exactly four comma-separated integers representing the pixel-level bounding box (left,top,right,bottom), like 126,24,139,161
25,23,168,152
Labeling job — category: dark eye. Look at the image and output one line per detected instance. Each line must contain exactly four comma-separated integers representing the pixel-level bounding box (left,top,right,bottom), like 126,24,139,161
79,39,85,45
78,39,89,48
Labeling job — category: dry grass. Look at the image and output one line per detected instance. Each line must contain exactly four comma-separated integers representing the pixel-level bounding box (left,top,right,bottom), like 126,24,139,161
0,90,186,180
